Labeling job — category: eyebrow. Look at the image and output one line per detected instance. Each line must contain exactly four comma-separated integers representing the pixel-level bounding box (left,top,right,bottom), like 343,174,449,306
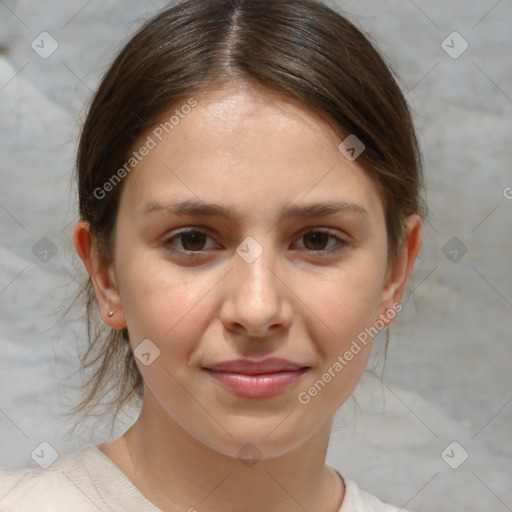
141,198,368,219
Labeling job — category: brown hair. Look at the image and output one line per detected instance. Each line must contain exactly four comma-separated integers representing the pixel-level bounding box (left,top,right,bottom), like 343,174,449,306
72,0,425,423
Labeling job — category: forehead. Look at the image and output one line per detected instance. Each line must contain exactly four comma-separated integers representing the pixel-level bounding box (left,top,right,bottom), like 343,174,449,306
119,83,384,222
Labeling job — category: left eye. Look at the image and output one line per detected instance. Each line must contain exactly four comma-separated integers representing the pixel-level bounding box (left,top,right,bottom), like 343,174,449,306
294,231,345,252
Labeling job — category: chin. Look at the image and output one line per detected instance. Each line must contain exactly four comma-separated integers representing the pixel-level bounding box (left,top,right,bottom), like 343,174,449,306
192,415,320,463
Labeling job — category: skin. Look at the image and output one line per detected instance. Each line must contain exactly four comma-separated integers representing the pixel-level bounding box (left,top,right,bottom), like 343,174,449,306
74,81,421,512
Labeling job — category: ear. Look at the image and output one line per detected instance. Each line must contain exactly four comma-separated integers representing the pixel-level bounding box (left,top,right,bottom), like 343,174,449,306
377,214,422,326
73,220,126,329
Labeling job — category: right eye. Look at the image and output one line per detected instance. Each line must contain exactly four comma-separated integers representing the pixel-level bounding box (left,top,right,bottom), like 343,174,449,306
163,229,219,255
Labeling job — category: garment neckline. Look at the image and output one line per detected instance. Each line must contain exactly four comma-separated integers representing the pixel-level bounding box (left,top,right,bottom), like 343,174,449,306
85,444,349,512
82,444,162,510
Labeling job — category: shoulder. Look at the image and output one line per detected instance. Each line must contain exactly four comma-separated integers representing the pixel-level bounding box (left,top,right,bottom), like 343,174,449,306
340,478,414,512
0,445,107,511
0,444,160,512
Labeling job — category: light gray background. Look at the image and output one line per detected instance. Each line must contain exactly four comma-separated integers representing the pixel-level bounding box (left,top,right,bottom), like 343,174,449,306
0,1,511,511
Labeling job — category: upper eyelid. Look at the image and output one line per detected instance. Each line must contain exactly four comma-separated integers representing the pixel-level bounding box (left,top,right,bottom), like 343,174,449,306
166,226,344,239
164,227,347,250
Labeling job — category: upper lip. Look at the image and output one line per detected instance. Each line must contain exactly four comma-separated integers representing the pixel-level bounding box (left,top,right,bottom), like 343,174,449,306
203,357,309,375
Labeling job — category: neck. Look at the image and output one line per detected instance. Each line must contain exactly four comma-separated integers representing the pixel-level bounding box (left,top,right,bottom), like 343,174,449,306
110,389,344,512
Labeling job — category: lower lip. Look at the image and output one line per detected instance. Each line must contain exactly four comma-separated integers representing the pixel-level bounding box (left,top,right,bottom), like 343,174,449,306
204,368,309,398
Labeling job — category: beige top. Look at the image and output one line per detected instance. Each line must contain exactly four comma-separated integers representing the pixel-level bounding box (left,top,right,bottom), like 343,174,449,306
0,445,410,511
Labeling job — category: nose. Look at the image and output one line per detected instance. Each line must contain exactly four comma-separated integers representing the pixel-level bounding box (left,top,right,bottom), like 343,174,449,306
219,239,293,339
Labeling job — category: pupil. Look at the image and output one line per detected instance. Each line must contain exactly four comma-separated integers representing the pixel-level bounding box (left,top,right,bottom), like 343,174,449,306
183,232,204,250
306,233,327,250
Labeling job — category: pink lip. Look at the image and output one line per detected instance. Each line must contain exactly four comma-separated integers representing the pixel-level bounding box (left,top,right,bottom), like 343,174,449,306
202,358,310,398
204,368,309,398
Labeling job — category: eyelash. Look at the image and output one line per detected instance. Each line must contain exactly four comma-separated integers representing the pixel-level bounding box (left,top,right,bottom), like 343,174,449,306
162,228,350,257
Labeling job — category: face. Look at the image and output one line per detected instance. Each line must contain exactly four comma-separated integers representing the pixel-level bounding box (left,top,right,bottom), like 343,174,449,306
81,82,418,460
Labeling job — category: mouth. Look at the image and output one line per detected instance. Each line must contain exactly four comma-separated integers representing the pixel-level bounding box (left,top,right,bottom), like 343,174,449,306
202,367,310,398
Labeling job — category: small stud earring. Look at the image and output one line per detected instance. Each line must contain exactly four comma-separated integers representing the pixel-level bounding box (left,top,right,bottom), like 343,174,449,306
108,311,114,317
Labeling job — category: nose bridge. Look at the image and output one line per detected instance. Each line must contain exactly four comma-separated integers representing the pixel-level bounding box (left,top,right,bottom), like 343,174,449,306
221,234,291,334
236,234,280,306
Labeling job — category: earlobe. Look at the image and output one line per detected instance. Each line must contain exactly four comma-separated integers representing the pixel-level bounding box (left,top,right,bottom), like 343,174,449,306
378,214,422,325
72,220,127,329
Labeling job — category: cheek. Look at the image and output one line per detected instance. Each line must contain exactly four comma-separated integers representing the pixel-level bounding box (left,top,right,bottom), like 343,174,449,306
307,259,386,344
116,249,216,362
296,270,385,412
